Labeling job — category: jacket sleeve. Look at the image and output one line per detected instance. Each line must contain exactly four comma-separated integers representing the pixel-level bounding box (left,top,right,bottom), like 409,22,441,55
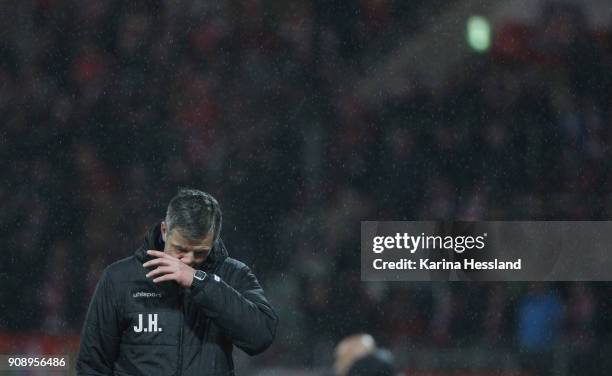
76,269,122,375
189,265,278,355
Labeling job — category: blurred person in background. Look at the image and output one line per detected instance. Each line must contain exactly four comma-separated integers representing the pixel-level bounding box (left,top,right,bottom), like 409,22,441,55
76,189,278,375
334,334,377,376
334,334,398,376
347,349,397,376
516,283,564,376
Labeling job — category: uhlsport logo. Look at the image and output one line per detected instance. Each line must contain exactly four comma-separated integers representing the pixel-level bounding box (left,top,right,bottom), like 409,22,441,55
132,291,163,298
133,313,163,333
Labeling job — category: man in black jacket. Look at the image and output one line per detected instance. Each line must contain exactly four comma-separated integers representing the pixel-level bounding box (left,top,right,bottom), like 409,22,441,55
76,189,278,375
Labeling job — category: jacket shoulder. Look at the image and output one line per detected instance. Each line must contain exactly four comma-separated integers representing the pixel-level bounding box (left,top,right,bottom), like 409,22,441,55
215,257,256,285
103,255,141,281
220,257,249,271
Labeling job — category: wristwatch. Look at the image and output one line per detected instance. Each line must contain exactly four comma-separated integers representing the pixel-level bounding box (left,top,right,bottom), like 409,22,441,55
192,270,207,288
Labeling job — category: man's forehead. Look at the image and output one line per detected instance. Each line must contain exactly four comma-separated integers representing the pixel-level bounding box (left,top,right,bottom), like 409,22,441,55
170,228,214,247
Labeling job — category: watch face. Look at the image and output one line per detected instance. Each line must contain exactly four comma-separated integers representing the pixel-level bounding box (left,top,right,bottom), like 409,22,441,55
194,270,206,281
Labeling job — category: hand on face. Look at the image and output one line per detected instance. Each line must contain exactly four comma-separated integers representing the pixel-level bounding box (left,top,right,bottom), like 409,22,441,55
160,223,213,269
143,250,196,288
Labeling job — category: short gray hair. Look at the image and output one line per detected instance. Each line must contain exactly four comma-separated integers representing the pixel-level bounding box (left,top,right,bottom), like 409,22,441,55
165,189,222,241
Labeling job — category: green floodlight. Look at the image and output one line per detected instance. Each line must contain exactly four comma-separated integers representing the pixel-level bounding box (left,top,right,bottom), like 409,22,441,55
467,15,491,52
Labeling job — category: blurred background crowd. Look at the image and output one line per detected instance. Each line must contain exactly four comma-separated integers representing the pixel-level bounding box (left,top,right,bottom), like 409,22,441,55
2,0,612,374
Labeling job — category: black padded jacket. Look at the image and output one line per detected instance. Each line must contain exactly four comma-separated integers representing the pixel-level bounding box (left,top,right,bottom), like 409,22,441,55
76,224,278,375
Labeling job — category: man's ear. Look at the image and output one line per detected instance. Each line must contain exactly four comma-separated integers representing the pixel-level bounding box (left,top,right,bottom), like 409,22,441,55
161,222,168,242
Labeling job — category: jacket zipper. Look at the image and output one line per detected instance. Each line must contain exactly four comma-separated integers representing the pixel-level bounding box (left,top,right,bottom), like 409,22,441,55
177,291,184,376
203,263,221,342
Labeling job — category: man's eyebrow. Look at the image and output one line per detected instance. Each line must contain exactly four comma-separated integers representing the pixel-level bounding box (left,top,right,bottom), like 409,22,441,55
171,243,210,251
171,243,186,251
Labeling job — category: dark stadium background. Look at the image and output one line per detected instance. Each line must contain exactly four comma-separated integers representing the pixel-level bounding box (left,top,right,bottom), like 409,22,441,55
2,0,612,375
